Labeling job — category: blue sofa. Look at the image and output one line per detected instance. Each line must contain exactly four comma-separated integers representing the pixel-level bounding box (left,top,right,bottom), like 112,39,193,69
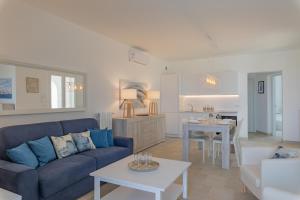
0,118,133,200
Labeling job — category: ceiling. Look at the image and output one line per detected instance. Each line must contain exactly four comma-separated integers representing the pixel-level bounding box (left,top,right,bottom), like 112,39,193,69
22,0,300,60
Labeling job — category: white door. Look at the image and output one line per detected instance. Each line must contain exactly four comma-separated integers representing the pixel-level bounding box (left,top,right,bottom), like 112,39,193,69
248,78,256,132
161,74,179,136
160,74,179,113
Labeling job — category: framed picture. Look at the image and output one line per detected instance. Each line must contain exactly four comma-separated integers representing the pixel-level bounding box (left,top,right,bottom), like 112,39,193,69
258,81,264,94
0,78,13,99
26,77,39,93
119,80,148,109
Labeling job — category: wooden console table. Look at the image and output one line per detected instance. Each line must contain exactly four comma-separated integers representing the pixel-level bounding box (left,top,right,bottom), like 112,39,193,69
112,114,166,152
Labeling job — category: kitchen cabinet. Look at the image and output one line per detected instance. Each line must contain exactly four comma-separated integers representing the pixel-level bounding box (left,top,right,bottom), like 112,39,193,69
165,113,180,137
181,71,238,95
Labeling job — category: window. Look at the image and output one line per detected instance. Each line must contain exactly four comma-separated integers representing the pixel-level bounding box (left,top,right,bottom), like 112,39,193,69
51,75,62,109
65,76,75,108
51,75,79,109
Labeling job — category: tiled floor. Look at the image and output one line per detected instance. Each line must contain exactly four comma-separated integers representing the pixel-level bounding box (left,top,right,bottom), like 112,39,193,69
79,134,300,200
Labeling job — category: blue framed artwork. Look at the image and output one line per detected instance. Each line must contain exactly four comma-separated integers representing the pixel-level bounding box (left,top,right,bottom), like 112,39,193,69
0,78,13,99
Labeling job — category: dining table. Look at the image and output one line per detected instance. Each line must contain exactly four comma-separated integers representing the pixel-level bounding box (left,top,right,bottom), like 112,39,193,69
182,119,236,169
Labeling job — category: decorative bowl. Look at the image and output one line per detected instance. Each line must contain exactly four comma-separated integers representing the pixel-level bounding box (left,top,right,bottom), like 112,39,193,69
128,160,159,172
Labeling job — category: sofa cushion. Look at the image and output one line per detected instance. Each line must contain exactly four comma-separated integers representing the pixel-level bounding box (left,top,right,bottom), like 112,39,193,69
107,129,114,146
6,143,39,169
240,165,261,188
71,131,95,152
60,118,99,134
0,122,63,160
28,136,57,166
80,146,131,168
51,134,78,159
89,129,109,148
37,154,96,198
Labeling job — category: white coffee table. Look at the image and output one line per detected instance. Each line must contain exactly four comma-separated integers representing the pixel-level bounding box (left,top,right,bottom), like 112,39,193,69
90,156,191,200
0,188,21,200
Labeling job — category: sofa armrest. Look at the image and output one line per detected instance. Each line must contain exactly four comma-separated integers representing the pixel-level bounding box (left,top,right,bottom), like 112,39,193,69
114,136,134,154
261,158,300,192
241,146,275,165
263,187,300,200
0,160,39,200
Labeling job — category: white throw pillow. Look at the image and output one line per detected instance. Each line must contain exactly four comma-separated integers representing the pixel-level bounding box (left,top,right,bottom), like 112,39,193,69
51,134,78,159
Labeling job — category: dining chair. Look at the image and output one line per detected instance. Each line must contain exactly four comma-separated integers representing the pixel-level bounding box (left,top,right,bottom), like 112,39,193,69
190,131,210,163
212,120,242,166
233,119,243,167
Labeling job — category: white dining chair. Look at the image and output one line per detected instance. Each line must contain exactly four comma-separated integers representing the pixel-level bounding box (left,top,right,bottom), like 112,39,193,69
190,131,209,163
212,120,242,166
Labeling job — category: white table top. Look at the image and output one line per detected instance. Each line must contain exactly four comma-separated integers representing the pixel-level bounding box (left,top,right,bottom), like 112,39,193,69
186,119,236,127
0,188,21,200
90,156,191,192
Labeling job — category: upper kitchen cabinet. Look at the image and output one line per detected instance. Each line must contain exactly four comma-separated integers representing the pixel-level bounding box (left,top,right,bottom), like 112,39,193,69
181,71,238,95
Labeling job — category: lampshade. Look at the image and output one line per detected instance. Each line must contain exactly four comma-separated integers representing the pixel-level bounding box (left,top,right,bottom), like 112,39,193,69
121,89,137,100
147,90,160,100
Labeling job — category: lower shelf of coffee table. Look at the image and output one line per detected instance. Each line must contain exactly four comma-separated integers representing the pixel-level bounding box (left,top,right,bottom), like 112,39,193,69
102,183,182,200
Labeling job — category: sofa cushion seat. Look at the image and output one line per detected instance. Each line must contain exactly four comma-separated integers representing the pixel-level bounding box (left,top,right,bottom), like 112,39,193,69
37,155,96,198
240,165,261,188
80,146,131,168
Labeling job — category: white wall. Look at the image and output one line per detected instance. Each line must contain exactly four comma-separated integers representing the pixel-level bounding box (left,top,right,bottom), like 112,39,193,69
168,50,300,141
0,0,166,127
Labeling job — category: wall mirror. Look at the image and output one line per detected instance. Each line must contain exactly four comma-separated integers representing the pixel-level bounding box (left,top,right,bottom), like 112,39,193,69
0,59,86,115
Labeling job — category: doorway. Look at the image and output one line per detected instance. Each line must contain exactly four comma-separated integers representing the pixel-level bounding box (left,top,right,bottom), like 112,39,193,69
247,71,283,140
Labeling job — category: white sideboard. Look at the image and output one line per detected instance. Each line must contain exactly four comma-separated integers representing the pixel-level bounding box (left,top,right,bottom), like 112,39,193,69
112,115,166,153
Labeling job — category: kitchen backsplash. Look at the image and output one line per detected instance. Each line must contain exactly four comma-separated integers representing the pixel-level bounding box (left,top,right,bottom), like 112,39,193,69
179,95,240,112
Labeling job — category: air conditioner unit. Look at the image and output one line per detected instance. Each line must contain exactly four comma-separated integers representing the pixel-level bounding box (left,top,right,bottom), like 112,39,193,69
128,48,150,65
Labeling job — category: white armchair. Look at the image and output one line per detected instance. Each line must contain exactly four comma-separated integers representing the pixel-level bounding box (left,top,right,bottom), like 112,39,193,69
263,187,300,200
240,146,300,199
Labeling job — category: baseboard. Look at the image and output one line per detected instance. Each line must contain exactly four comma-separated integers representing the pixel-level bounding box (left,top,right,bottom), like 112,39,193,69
255,131,272,135
166,134,182,138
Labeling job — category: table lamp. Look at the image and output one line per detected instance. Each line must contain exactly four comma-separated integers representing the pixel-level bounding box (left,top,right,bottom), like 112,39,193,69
121,89,137,118
147,90,160,115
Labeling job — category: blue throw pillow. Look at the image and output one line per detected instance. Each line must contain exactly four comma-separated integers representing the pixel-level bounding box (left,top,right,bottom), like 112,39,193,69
6,143,39,169
107,129,114,146
28,137,57,166
89,129,109,148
